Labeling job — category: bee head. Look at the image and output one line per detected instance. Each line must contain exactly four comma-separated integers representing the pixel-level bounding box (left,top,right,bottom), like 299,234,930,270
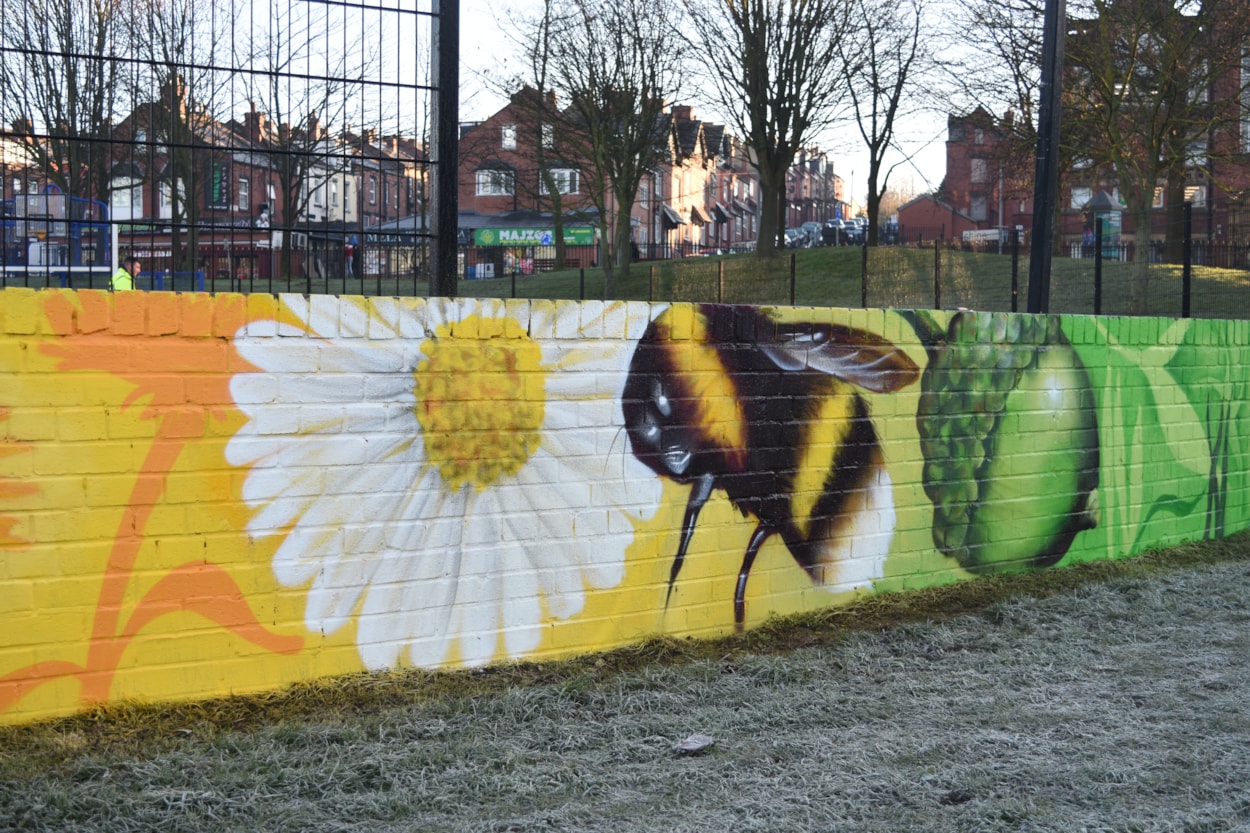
622,360,695,477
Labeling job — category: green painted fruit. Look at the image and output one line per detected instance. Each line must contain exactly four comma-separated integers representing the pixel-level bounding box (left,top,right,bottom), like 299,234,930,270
915,311,1100,574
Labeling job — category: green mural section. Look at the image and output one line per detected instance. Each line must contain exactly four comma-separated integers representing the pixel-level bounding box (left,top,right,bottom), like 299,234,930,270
904,310,1248,580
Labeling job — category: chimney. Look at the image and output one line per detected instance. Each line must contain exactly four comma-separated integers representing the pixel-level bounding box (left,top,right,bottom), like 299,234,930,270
244,103,269,143
671,105,693,121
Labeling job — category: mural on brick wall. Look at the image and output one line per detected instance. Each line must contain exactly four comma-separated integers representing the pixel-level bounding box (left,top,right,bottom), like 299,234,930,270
621,304,922,630
908,310,1102,574
226,296,663,669
0,289,1246,725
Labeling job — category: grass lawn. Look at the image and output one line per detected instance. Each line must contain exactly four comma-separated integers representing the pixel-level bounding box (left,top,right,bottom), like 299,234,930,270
2,535,1249,831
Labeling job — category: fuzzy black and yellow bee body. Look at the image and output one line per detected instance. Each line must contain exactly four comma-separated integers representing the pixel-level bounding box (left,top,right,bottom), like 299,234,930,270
621,304,920,629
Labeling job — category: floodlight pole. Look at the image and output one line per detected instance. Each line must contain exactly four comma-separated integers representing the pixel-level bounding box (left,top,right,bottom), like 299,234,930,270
1027,0,1066,314
429,0,460,298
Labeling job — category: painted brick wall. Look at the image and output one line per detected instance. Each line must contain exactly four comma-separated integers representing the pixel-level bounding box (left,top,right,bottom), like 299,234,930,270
1,287,1247,725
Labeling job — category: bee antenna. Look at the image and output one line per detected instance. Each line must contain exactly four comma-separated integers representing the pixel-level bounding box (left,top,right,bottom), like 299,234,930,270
606,424,630,477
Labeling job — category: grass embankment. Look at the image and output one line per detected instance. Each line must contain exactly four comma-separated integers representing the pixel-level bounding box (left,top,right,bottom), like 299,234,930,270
46,245,1247,318
379,246,1250,319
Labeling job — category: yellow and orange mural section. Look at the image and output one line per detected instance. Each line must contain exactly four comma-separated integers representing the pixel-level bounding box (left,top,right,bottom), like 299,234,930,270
1,287,1247,725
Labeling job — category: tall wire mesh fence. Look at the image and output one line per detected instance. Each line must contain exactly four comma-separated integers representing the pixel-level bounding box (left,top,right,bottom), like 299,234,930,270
0,0,439,294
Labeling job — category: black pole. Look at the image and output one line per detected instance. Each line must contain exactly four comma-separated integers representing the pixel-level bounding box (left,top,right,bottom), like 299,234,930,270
934,241,941,310
429,0,459,298
649,264,654,302
579,266,585,300
1010,227,1020,312
1182,201,1192,318
789,252,796,305
718,259,724,303
1027,0,1066,313
860,243,868,308
1094,217,1103,316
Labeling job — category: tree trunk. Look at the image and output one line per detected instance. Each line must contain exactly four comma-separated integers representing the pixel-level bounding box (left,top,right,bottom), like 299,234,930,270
756,168,784,258
599,224,615,299
1129,204,1153,315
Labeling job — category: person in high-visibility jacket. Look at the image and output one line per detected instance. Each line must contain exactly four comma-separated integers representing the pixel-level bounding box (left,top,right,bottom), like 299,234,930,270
111,256,140,291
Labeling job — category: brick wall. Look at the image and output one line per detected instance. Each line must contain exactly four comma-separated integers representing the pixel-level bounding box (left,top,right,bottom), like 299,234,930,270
1,287,1247,724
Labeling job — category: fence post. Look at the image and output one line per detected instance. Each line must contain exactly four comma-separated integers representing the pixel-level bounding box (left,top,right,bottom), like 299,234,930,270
789,252,797,305
933,240,941,310
579,267,585,300
1011,227,1020,312
1182,201,1192,318
860,245,869,308
511,267,517,298
718,259,724,304
1094,218,1103,316
649,264,655,302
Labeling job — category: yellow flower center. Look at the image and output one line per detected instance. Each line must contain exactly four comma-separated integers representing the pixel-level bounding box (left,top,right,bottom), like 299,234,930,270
414,316,546,493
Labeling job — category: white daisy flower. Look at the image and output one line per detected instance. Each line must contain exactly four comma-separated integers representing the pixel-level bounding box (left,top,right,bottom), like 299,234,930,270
226,295,662,669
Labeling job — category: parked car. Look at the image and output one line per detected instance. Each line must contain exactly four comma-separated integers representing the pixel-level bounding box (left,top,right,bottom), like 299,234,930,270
822,219,846,246
844,218,865,245
801,221,823,247
784,228,809,248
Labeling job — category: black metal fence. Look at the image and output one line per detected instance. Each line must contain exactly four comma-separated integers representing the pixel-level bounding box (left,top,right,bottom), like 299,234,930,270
0,0,449,292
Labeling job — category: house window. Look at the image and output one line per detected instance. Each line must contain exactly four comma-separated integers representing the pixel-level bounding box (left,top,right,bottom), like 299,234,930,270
476,169,515,196
542,168,579,195
1070,186,1092,210
970,158,987,185
331,180,338,207
237,176,250,211
974,128,985,145
1153,187,1165,208
313,183,323,208
1242,50,1250,153
541,124,554,149
970,195,987,222
501,124,517,150
369,176,377,205
267,182,276,201
12,178,20,194
158,180,185,219
344,181,352,212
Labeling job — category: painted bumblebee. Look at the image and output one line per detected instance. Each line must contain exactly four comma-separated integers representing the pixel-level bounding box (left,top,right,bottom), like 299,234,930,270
621,304,920,629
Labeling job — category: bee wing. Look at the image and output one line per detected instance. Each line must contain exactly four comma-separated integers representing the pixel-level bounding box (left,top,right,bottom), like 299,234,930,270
757,322,920,393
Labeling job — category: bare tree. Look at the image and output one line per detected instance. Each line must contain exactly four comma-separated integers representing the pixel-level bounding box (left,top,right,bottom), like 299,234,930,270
0,0,123,205
947,0,1046,155
126,0,239,271
1065,0,1250,313
684,0,852,257
949,0,1082,255
537,0,684,297
487,0,594,271
242,0,374,279
839,0,936,246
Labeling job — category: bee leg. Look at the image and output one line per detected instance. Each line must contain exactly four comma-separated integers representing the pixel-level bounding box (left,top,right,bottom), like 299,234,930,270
734,523,777,632
667,473,716,609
